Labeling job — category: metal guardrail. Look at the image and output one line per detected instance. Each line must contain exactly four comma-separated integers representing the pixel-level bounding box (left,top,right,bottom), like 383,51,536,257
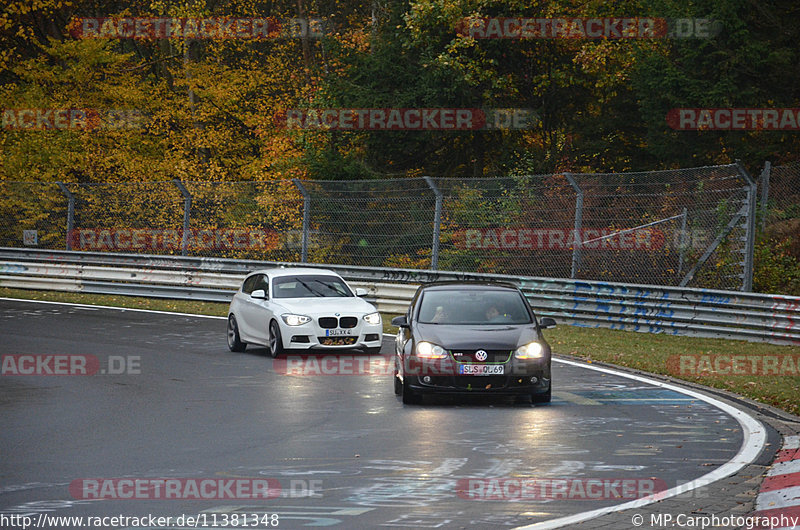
1,248,798,345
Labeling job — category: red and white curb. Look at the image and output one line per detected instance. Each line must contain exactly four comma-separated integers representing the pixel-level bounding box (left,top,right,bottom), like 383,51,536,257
752,435,800,529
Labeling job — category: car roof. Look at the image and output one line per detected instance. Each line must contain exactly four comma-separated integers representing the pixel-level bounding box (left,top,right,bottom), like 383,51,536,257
418,280,521,291
246,267,342,279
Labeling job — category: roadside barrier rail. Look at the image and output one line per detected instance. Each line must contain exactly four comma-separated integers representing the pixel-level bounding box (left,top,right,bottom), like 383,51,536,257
1,248,797,345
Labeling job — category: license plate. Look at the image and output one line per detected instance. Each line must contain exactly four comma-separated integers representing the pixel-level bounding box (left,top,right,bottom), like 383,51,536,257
325,329,353,336
458,364,505,375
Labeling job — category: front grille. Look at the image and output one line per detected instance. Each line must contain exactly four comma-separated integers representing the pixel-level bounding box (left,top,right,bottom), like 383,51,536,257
340,316,358,328
318,336,358,346
453,376,509,389
318,317,338,329
450,350,512,363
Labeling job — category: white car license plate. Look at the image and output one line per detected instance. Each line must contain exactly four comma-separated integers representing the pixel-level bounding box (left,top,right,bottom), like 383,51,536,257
325,329,353,336
458,364,505,375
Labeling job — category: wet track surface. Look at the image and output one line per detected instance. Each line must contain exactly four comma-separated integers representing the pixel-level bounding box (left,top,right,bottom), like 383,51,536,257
0,299,746,529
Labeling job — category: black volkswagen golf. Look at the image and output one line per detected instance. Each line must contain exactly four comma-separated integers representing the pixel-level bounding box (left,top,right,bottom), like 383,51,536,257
392,281,556,405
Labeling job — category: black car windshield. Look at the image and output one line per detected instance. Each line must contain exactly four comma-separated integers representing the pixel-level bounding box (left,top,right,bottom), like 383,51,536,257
418,289,532,325
273,275,353,298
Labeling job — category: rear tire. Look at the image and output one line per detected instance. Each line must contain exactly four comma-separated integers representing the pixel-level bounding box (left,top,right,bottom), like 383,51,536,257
268,320,284,358
227,315,246,352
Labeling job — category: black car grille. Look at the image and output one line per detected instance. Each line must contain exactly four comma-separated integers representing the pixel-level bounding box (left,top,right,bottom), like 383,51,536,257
453,376,510,389
340,316,358,328
450,350,512,363
318,317,338,328
318,316,358,329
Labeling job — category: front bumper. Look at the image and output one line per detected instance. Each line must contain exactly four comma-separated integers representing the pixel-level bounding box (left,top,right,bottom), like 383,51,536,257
402,357,551,394
279,317,383,351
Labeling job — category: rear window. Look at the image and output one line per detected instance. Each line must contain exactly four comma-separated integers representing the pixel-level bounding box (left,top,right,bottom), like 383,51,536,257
418,289,532,325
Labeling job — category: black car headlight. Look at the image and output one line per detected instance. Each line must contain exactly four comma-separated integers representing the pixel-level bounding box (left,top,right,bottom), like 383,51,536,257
515,342,544,359
416,341,448,359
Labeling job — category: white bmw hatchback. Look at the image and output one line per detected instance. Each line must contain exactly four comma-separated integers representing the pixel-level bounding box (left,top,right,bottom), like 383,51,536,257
227,268,383,357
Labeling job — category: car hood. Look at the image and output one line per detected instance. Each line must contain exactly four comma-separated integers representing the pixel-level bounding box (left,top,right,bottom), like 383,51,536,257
414,323,540,350
273,296,377,316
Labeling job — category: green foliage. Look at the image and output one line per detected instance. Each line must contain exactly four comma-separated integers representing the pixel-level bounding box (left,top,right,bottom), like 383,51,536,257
753,237,800,296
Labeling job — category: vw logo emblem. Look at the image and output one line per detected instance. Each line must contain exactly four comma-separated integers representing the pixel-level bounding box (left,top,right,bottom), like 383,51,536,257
475,350,488,361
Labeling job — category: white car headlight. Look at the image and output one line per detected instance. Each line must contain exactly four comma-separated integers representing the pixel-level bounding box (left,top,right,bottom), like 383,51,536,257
416,341,447,359
363,312,381,325
282,314,311,326
515,342,544,359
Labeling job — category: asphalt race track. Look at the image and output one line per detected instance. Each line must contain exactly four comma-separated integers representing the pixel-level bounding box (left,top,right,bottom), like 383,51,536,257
0,298,758,529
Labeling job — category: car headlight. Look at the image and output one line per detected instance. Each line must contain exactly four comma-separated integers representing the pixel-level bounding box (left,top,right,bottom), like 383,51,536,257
515,342,544,359
416,341,447,359
281,314,311,326
363,312,381,325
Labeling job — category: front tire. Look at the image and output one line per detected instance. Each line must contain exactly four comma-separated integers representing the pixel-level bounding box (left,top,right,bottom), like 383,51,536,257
402,376,422,405
268,320,285,358
532,385,551,404
227,315,246,352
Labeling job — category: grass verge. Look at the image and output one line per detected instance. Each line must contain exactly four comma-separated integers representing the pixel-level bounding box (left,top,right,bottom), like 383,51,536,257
2,287,797,416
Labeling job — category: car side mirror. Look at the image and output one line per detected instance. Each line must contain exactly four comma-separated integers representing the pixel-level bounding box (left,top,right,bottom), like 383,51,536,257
391,315,409,328
250,289,267,300
354,287,368,297
539,317,556,329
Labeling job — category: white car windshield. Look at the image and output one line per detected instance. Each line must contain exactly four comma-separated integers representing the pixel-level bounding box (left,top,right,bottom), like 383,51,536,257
272,275,353,298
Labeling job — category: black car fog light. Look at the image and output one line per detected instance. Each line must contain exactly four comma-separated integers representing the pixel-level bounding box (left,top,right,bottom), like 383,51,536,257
422,376,432,383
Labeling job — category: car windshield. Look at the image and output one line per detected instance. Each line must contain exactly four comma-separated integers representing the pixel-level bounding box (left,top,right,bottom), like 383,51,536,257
418,289,532,325
272,275,353,298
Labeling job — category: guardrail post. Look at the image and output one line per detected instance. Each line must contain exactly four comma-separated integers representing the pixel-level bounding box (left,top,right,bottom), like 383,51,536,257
564,173,583,279
172,179,192,256
292,179,310,263
423,176,442,270
736,160,757,292
759,161,771,231
56,182,74,250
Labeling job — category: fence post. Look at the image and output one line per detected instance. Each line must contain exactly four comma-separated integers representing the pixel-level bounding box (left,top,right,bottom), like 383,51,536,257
292,179,311,263
735,161,757,292
759,161,771,231
678,207,688,276
172,179,192,256
564,173,583,279
56,182,75,251
423,176,442,270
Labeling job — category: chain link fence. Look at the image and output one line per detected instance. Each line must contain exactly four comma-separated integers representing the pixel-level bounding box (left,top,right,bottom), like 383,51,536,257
0,163,761,290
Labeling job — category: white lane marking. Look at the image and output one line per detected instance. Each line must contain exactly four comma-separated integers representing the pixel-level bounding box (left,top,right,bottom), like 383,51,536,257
784,436,800,451
756,485,800,511
512,357,767,530
0,297,227,319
